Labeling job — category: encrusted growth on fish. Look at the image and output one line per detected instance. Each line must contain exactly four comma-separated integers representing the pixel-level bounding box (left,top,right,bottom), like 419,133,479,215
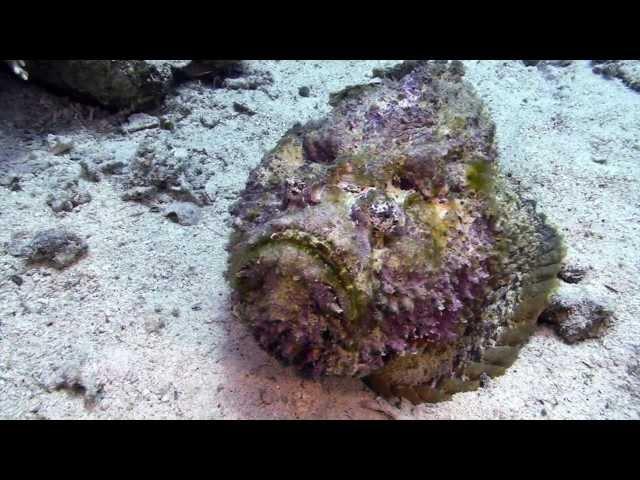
226,60,564,402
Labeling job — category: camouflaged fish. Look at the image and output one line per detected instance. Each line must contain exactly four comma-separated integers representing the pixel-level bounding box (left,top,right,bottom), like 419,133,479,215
227,60,564,404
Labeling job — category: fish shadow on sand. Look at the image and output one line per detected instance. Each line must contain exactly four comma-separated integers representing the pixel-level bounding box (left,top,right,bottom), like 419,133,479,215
210,299,379,419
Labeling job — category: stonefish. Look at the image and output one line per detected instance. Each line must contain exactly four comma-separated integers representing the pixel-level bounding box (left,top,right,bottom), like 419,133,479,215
227,61,563,403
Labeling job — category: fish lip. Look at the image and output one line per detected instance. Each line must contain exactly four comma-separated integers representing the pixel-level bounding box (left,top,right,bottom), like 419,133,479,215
233,227,360,376
233,226,369,326
241,227,347,281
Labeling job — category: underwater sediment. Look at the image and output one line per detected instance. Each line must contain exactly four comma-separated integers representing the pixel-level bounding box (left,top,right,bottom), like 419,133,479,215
227,60,564,404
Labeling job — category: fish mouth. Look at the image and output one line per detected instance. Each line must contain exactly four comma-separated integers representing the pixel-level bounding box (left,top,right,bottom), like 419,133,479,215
231,229,368,377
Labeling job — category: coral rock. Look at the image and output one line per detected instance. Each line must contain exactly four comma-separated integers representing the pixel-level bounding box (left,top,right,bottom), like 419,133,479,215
540,284,612,344
9,228,88,269
592,60,640,94
557,264,588,284
164,201,201,226
24,60,176,111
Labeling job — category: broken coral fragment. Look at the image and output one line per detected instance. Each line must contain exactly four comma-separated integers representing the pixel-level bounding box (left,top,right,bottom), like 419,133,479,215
9,228,88,269
539,283,612,344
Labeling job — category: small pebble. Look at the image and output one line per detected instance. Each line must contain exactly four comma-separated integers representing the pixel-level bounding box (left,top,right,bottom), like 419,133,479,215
47,135,74,155
164,202,201,226
298,86,311,97
558,265,587,284
540,285,613,344
9,228,88,269
144,316,166,334
122,113,160,133
233,102,256,116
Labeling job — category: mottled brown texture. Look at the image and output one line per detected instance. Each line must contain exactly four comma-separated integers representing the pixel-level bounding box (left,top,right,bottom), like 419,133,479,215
227,61,564,403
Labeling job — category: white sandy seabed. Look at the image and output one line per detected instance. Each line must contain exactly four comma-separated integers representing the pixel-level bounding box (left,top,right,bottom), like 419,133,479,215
0,60,638,419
